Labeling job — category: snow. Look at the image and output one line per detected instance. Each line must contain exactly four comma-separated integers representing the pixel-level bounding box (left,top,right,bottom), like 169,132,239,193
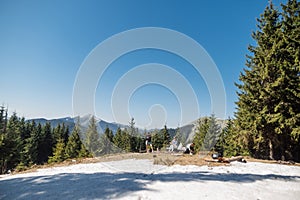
0,159,300,200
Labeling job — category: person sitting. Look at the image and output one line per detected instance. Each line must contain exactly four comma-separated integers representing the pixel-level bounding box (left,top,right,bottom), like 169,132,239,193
184,143,195,155
169,136,178,152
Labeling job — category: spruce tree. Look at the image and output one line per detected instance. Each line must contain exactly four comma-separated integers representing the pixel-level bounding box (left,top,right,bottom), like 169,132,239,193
175,126,185,146
113,127,123,150
162,125,170,148
204,114,221,151
48,138,66,163
34,123,43,164
62,125,70,145
53,124,62,144
65,124,83,159
99,127,115,155
1,113,21,172
23,120,38,166
128,118,139,152
78,143,91,158
18,118,29,168
39,122,53,163
85,116,101,156
215,118,246,157
235,0,300,161
193,117,209,153
152,130,164,150
121,128,132,152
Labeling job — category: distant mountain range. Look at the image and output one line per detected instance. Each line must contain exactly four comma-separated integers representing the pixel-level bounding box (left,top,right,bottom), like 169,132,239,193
29,114,227,144
28,114,126,134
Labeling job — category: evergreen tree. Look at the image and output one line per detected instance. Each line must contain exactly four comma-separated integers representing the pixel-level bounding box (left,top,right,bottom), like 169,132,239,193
204,114,221,151
0,107,7,173
129,117,136,135
22,120,37,166
65,124,83,159
152,130,164,150
53,123,69,146
18,118,30,168
85,116,101,156
62,125,70,145
17,120,37,167
128,117,139,152
175,126,184,146
34,123,43,164
1,113,21,173
53,124,62,144
122,128,132,152
193,117,209,153
39,122,53,163
48,138,65,163
78,143,91,158
0,106,8,134
214,118,247,157
99,127,115,155
235,0,300,161
162,125,170,148
113,127,124,150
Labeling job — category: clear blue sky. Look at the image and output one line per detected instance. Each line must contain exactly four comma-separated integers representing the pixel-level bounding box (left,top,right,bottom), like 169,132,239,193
0,0,286,128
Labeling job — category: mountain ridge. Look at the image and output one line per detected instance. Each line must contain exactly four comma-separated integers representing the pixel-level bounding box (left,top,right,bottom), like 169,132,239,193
28,115,227,144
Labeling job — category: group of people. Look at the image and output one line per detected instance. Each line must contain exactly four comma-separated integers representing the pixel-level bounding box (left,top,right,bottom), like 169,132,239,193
145,134,195,155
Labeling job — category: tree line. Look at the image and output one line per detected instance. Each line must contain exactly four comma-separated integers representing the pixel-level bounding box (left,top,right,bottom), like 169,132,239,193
0,108,91,174
0,111,172,174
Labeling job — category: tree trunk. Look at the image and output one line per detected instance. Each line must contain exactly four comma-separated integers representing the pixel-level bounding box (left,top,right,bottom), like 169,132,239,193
269,139,274,160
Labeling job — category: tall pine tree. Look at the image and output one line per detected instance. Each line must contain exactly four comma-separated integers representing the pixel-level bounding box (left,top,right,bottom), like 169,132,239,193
65,123,83,159
193,117,209,153
85,116,101,156
235,0,300,161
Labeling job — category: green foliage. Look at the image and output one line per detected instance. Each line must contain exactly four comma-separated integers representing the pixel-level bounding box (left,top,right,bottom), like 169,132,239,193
99,127,116,155
65,124,83,159
152,130,164,150
162,125,170,148
48,138,65,163
0,108,91,174
26,122,40,164
85,116,101,156
235,0,300,161
193,117,209,153
78,143,91,158
113,127,123,148
128,118,140,152
39,122,54,163
192,115,222,153
122,128,132,152
204,114,221,151
1,113,22,173
113,127,131,152
53,123,69,145
215,118,249,157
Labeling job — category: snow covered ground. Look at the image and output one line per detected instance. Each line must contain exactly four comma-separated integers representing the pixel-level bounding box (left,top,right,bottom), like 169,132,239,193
0,159,300,200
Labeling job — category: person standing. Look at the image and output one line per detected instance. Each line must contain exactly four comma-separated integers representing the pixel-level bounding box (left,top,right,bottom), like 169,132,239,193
145,134,153,153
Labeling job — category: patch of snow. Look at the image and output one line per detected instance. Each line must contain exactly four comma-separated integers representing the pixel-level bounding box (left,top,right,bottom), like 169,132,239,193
0,160,299,200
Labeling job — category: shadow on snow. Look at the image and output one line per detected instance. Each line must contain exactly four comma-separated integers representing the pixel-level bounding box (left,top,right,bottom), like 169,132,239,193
0,171,299,199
